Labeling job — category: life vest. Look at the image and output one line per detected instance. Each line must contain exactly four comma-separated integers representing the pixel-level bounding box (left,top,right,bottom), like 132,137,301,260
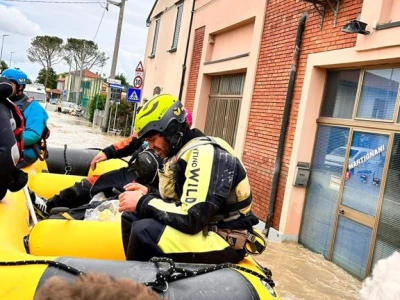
159,136,252,220
21,98,50,161
5,98,25,161
158,136,266,255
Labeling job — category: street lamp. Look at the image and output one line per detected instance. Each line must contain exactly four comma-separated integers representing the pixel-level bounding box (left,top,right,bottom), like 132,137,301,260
9,51,15,67
0,34,9,69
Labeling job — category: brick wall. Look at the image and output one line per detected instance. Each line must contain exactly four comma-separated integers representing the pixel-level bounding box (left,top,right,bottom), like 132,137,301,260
243,0,363,227
184,26,205,112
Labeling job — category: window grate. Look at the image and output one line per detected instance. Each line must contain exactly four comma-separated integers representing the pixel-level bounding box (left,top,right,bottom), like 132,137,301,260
171,3,184,50
150,18,161,57
204,74,245,146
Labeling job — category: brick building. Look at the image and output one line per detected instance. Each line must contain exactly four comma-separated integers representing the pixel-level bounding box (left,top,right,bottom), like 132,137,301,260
144,0,400,279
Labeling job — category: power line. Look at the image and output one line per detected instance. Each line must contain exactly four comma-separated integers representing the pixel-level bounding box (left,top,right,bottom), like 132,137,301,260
2,0,106,3
93,4,108,41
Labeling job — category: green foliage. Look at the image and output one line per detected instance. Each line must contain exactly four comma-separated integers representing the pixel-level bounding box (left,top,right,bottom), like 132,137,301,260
89,94,136,136
88,94,106,122
109,99,136,136
64,38,107,70
27,36,64,88
115,73,129,88
37,68,57,89
0,60,8,73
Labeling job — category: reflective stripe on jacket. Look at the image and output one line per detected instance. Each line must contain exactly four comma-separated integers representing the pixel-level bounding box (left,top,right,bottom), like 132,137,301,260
136,135,252,235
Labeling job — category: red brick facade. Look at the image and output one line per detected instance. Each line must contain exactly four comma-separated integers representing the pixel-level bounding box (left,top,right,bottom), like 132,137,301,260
243,0,363,227
184,26,205,112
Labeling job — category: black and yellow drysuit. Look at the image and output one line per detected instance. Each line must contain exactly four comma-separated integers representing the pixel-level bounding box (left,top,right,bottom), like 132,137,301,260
122,131,259,264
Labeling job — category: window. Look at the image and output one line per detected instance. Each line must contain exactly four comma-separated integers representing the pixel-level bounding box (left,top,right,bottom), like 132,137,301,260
300,126,350,258
171,3,184,51
372,134,400,267
150,17,161,58
356,69,400,121
204,74,246,146
320,70,360,119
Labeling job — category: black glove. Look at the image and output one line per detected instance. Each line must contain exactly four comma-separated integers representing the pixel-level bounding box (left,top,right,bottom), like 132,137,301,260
7,169,28,192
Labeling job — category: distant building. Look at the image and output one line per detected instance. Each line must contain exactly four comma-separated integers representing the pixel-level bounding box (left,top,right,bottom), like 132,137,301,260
63,69,103,108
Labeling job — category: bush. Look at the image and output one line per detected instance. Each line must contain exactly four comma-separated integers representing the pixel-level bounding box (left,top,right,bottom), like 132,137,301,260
109,99,136,136
89,94,106,122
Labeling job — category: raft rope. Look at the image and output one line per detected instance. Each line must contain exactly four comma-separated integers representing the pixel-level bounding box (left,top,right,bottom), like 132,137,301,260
0,260,84,276
64,144,72,175
0,257,275,293
144,257,275,293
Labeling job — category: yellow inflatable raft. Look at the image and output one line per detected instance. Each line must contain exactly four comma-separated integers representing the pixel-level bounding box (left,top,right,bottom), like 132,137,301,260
0,148,279,300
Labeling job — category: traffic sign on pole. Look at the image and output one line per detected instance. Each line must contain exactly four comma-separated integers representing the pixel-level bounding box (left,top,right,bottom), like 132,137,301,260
107,78,122,85
135,61,144,73
127,87,141,103
133,76,143,89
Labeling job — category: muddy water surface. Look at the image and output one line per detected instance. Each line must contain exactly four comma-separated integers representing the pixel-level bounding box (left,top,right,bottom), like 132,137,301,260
255,242,362,300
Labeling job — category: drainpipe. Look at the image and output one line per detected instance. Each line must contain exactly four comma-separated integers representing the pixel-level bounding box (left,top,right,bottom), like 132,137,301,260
264,13,308,236
178,0,196,101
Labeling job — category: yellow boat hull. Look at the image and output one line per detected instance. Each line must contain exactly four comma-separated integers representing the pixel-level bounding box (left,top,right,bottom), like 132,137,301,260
0,159,279,300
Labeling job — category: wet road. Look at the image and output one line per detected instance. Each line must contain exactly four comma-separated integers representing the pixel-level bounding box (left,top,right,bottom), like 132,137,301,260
46,111,124,149
46,111,362,300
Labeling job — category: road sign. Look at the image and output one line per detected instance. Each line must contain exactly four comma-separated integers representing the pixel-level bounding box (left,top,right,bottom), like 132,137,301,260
107,78,122,85
127,88,141,103
133,76,143,89
135,61,144,73
109,83,124,89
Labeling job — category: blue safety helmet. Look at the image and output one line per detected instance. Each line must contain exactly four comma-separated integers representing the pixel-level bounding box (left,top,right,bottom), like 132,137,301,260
1,68,29,85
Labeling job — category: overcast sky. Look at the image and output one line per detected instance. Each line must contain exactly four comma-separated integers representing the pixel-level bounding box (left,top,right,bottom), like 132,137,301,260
0,0,153,84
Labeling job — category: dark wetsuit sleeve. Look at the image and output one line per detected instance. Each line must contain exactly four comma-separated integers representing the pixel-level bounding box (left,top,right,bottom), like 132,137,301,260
136,144,225,234
0,103,19,176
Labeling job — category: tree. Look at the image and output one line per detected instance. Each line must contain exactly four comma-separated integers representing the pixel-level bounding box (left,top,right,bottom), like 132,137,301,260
37,68,57,89
88,94,106,122
1,60,8,73
115,73,129,88
27,35,64,89
27,79,32,84
64,38,107,104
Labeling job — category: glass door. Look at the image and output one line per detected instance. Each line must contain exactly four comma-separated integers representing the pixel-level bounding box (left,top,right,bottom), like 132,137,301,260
331,131,390,278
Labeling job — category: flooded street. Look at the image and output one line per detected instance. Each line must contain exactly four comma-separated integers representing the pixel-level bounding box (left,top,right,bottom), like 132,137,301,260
46,111,124,149
46,111,362,300
256,243,361,300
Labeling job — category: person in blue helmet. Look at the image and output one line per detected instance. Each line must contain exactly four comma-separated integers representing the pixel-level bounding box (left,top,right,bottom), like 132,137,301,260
2,69,49,167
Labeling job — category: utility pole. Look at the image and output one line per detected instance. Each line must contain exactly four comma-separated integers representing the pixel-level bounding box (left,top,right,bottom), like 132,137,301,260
0,34,9,70
101,0,126,133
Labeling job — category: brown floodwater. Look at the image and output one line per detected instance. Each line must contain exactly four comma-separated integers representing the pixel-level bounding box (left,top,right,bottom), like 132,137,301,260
46,111,124,149
46,111,363,300
255,242,362,300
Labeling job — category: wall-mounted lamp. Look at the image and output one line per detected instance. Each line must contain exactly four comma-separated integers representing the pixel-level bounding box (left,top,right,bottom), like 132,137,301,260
342,20,370,35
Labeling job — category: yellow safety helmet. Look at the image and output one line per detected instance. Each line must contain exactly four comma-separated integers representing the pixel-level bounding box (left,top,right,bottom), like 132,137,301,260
135,94,187,138
245,229,267,255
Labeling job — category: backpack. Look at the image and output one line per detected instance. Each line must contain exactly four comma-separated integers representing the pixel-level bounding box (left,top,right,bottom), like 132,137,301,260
21,97,50,161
